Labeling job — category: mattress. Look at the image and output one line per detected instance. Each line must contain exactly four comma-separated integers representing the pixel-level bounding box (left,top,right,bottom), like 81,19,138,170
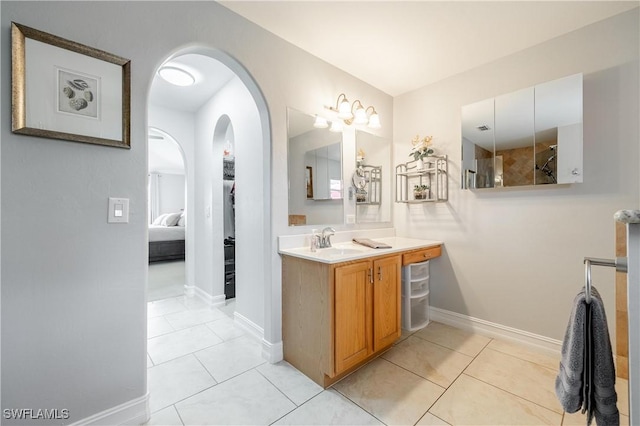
149,225,185,242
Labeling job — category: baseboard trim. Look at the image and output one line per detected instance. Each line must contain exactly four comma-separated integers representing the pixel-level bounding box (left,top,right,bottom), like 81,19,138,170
234,311,264,341
262,339,283,363
69,392,149,426
429,307,562,357
184,284,195,297
233,312,282,363
192,286,226,308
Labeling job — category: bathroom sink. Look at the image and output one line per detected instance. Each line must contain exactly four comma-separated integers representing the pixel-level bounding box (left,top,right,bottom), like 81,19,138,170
314,244,372,259
320,248,366,256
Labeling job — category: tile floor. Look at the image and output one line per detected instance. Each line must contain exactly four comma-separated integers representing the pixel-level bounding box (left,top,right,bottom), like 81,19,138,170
145,263,630,425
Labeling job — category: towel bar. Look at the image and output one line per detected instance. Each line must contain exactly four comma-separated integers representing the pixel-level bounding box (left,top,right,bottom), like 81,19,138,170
584,256,628,304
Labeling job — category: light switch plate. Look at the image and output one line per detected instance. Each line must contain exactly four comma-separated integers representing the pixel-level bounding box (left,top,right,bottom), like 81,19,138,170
108,197,129,223
346,214,356,224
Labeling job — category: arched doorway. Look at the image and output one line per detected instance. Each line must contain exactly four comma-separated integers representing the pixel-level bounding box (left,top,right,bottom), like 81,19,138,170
147,47,274,358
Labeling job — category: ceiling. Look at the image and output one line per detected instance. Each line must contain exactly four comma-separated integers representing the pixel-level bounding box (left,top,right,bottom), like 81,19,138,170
149,54,236,112
220,1,638,96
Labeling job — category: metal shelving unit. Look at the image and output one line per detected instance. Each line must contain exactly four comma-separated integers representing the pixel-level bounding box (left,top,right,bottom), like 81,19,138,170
355,165,382,205
395,155,448,203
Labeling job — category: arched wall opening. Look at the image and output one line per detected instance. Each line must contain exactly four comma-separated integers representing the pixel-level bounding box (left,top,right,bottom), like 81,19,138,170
147,47,276,359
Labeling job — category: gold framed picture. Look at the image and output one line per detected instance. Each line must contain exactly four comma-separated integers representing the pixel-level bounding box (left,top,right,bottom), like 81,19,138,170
11,22,131,148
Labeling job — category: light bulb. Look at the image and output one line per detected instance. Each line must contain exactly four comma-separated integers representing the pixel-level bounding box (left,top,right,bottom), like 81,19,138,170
337,98,353,120
158,66,195,86
353,105,368,125
368,112,381,129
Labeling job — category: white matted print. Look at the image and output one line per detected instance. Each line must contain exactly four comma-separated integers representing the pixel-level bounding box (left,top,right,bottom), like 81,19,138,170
57,69,99,119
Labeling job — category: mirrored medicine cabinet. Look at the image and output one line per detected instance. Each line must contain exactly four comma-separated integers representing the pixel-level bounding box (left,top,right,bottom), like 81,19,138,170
287,108,393,227
461,73,583,189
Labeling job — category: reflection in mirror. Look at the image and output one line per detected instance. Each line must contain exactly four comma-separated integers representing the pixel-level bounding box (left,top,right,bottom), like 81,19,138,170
534,74,583,185
287,108,344,226
461,98,494,189
495,87,535,187
461,73,582,189
355,130,391,223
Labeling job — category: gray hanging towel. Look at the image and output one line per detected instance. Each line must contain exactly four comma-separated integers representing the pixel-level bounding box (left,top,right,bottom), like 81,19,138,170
555,287,619,425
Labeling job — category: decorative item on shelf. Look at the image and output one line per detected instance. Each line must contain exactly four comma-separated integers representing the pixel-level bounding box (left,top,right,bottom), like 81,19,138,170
413,184,430,200
410,135,434,171
357,148,366,164
355,188,368,203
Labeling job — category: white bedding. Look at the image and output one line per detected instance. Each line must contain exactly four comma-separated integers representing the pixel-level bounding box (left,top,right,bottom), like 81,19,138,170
149,225,185,242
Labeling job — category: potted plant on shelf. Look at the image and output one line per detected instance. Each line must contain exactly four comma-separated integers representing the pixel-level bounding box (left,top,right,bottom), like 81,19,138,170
413,184,430,200
410,135,434,171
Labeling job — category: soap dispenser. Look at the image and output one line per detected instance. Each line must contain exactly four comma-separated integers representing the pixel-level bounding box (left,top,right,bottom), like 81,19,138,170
310,229,318,252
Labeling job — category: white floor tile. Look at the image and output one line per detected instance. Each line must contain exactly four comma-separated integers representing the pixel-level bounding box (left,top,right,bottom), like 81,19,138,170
144,405,184,425
148,324,223,365
148,354,217,413
148,316,175,338
195,336,266,382
176,369,295,425
165,307,226,330
256,361,323,406
273,389,383,425
206,316,245,341
148,297,187,319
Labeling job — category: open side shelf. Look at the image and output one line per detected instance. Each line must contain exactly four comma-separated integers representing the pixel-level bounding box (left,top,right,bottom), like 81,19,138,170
395,155,448,203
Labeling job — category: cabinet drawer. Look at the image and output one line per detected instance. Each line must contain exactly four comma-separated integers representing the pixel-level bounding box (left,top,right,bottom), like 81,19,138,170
402,246,441,265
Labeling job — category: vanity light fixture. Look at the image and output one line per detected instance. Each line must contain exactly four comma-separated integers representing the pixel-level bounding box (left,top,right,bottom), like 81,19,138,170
158,66,195,87
326,93,381,129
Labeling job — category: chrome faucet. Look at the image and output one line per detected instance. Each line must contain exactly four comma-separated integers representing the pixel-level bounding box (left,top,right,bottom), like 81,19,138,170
319,227,335,248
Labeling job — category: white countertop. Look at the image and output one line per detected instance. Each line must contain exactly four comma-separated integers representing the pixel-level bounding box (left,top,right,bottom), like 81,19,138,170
278,236,443,264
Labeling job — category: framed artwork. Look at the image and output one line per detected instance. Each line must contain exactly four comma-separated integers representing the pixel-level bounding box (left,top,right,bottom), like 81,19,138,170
306,166,314,199
11,22,131,148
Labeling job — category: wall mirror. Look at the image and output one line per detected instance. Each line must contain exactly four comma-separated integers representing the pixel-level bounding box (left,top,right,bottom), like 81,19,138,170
287,108,344,226
355,130,391,223
462,73,583,189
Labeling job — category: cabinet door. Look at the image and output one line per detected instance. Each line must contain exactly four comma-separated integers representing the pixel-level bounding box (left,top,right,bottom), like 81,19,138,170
373,256,401,351
334,261,372,375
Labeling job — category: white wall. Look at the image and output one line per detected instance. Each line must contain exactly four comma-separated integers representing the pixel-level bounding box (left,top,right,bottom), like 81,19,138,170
156,173,185,215
393,9,639,342
0,1,392,423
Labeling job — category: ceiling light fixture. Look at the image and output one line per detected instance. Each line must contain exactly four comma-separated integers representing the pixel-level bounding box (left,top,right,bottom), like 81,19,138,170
326,93,381,129
158,66,195,87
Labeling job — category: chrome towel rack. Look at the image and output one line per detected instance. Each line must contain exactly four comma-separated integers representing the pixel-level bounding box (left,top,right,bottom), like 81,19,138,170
584,257,628,304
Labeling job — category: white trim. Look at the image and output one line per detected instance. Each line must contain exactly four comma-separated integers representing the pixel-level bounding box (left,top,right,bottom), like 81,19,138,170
191,286,225,308
69,392,149,426
234,311,264,341
233,312,282,363
183,284,195,297
429,307,562,358
262,339,283,363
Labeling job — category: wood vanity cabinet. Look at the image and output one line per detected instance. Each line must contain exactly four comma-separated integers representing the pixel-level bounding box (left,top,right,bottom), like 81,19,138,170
282,254,401,387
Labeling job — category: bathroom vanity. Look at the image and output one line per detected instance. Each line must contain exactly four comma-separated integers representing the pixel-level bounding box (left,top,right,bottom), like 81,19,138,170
280,237,441,387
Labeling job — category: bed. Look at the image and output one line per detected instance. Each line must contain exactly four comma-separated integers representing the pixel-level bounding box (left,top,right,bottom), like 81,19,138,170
149,212,185,263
